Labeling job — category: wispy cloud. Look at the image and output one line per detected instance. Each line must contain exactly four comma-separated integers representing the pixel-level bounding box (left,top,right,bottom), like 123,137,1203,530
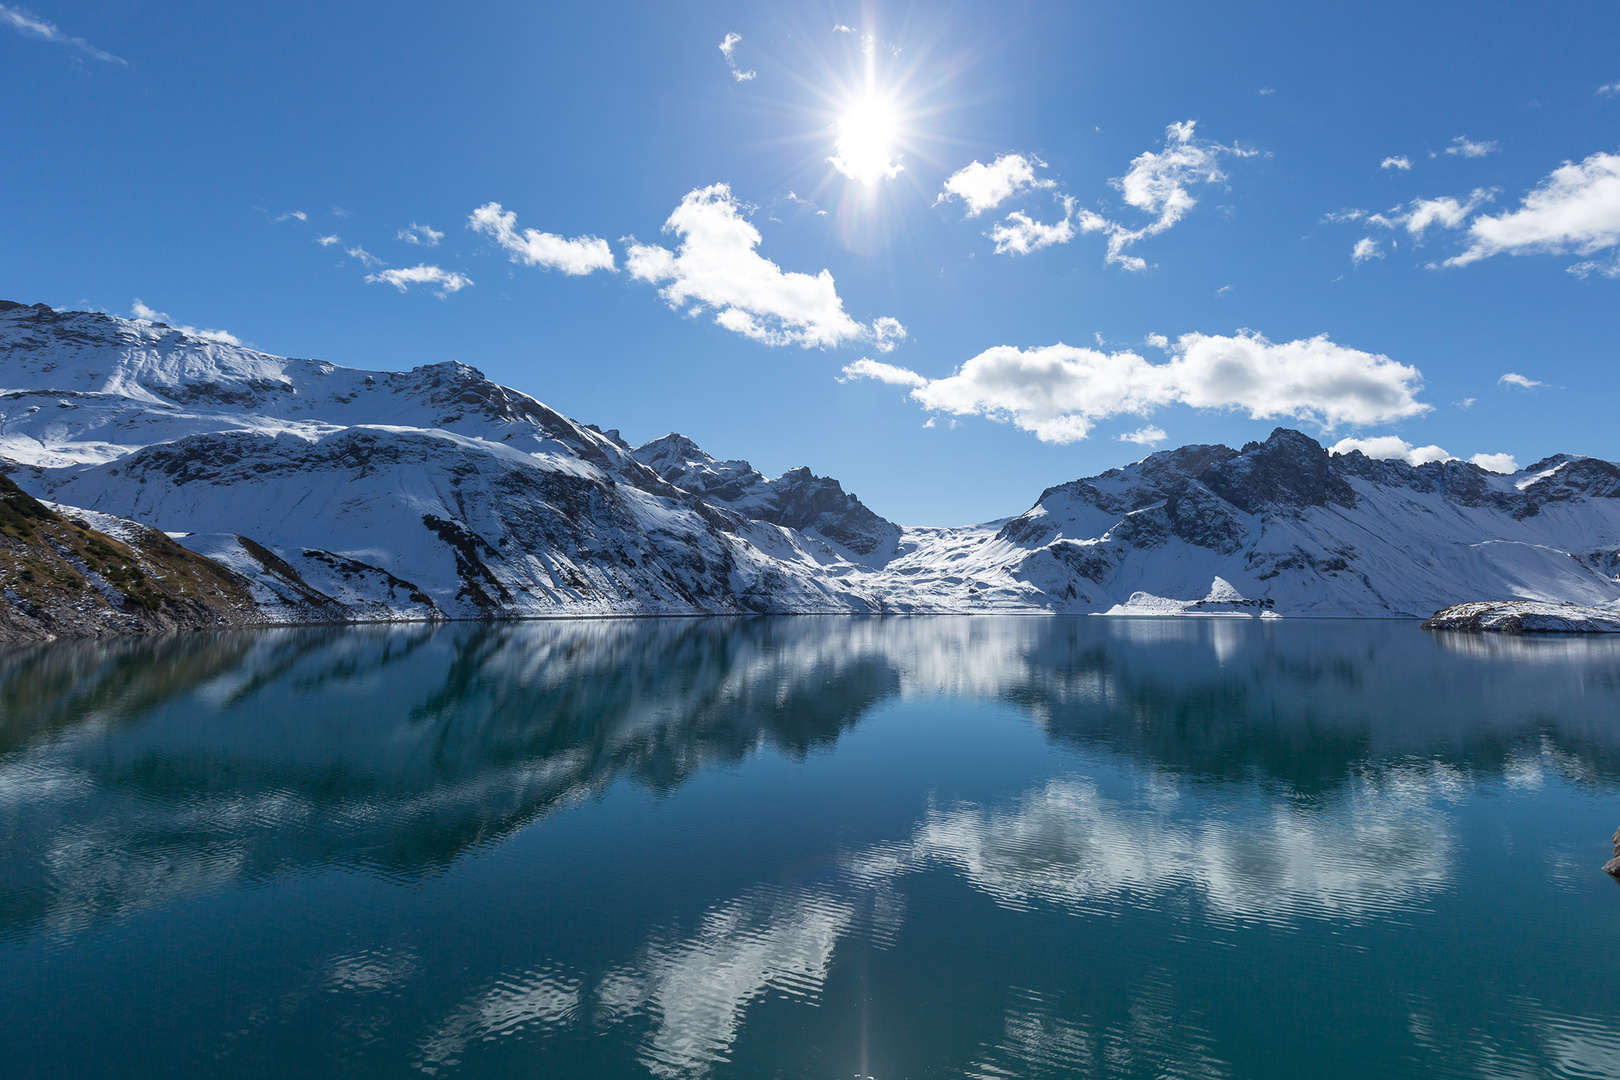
989,197,1078,255
626,183,898,349
830,22,900,56
871,317,906,354
316,234,341,246
1352,237,1384,263
1381,156,1412,171
1600,81,1620,97
1084,121,1258,271
0,3,124,63
130,300,240,345
1119,425,1168,446
274,210,308,223
1446,151,1620,269
468,203,615,275
345,245,385,268
841,330,1428,444
1567,257,1620,279
1445,136,1498,158
1498,372,1542,390
398,222,443,246
782,190,826,217
937,154,1056,217
365,265,472,297
1368,190,1493,238
837,357,927,388
718,32,755,82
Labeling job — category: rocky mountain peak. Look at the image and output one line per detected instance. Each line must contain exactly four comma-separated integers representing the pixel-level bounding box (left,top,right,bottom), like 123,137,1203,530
632,433,898,556
1200,427,1356,513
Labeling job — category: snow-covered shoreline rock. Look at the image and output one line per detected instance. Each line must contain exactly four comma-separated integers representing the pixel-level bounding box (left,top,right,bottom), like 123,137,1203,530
3,299,1619,631
1421,601,1620,634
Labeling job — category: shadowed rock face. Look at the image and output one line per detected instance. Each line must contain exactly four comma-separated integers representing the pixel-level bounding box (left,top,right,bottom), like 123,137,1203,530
1198,428,1357,514
633,433,900,555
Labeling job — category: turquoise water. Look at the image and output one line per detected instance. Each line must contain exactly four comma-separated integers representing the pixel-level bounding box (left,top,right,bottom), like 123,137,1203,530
2,617,1618,1079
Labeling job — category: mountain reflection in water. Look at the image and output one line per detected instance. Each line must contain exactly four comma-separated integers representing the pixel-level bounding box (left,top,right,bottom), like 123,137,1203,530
2,616,1619,1080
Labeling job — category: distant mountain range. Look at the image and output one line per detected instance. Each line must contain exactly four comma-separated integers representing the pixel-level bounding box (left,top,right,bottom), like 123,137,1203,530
2,298,1617,636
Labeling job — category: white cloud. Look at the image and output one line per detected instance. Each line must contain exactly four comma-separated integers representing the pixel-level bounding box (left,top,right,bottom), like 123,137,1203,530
1368,190,1493,238
1093,120,1256,270
1456,397,1476,409
1471,452,1519,473
1259,87,1275,95
274,210,308,223
398,222,443,246
627,183,896,348
838,357,928,388
938,154,1056,216
1498,372,1543,390
842,330,1429,444
1567,256,1620,279
1352,237,1384,263
365,264,472,297
1323,208,1367,223
718,32,756,81
1381,156,1412,171
315,234,341,247
1446,151,1620,268
468,202,615,275
345,245,385,268
0,4,123,63
1446,136,1499,158
1600,81,1620,96
989,199,1078,255
1329,435,1454,466
871,316,907,353
1143,333,1169,350
129,300,241,345
1119,425,1167,446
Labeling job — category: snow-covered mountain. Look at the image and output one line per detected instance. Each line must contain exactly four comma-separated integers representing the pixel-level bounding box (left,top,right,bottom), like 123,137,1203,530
0,301,886,619
2,299,1617,623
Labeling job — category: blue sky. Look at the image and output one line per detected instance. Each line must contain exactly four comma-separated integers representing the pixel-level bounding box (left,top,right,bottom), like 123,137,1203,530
3,1,1618,524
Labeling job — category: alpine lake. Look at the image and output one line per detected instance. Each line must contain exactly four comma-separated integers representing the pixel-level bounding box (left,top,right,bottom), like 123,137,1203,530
2,615,1618,1079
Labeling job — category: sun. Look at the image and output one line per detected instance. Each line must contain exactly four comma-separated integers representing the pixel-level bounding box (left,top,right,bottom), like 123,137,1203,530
828,93,904,186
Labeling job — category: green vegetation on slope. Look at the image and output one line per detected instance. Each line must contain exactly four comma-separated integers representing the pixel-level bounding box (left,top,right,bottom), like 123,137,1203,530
0,474,258,641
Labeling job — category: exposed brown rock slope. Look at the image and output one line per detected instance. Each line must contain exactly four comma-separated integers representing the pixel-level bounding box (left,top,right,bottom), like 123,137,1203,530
0,474,258,641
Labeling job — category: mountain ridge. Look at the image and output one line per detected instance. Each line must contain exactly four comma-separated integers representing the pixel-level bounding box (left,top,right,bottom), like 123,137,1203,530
2,300,1617,635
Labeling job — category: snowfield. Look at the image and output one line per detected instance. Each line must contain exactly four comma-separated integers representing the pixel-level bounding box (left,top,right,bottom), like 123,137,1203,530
3,300,1618,623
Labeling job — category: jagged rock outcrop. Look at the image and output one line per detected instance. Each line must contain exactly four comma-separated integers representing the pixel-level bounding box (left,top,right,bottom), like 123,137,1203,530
633,433,900,555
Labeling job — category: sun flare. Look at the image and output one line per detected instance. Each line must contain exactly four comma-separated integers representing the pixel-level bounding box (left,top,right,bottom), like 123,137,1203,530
828,94,904,185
